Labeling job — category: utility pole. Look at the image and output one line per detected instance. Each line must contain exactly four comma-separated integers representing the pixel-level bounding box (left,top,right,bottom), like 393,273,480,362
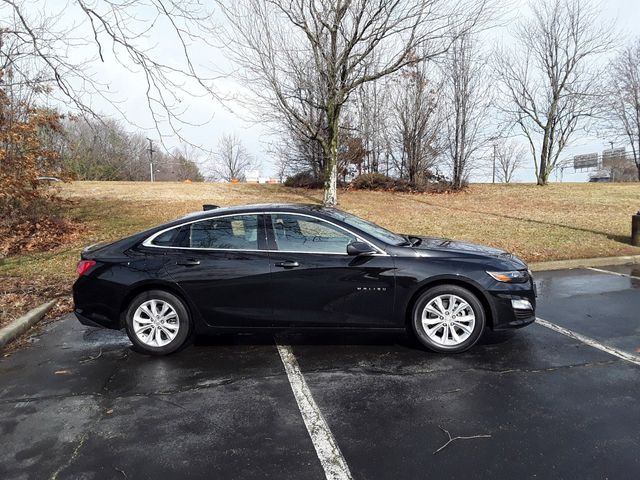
146,138,155,182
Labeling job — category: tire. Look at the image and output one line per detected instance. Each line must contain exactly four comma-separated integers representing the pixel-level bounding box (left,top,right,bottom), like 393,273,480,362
411,284,485,353
125,289,193,356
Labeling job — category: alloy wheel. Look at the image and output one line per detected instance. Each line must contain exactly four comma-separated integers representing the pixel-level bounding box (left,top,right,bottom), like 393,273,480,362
132,299,180,347
421,294,476,347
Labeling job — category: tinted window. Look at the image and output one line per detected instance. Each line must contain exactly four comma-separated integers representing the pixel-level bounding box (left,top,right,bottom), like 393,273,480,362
189,215,259,249
324,209,406,246
152,227,181,247
270,214,355,254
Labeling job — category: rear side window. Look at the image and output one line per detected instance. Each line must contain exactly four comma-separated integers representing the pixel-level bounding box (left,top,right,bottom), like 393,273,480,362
150,215,260,250
189,215,259,249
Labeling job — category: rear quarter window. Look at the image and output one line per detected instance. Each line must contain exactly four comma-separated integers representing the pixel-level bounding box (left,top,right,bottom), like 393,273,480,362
152,228,179,246
150,226,189,247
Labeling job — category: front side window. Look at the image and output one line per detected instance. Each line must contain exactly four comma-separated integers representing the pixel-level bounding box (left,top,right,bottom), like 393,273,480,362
270,214,355,254
151,214,260,250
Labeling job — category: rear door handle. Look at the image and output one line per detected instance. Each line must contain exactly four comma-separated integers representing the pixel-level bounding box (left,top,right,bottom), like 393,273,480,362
275,261,299,269
176,259,201,266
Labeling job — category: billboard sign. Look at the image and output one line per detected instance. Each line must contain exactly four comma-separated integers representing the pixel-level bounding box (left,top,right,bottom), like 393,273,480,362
573,153,598,170
602,148,626,167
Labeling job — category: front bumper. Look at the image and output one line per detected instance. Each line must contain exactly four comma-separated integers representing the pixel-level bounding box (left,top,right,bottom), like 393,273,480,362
487,281,537,330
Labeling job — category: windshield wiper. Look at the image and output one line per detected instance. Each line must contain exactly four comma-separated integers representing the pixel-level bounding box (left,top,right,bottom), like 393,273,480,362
408,236,422,247
399,235,421,247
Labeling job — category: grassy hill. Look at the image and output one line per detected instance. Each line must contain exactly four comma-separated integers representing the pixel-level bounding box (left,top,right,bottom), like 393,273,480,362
1,181,639,326
9,180,640,272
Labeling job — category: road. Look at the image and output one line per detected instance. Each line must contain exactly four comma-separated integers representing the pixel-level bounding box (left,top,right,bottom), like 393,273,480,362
1,264,639,479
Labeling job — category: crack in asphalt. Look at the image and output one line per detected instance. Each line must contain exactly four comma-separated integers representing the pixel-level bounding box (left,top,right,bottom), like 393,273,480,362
0,358,619,407
44,349,131,480
272,359,620,378
49,432,88,480
0,371,288,405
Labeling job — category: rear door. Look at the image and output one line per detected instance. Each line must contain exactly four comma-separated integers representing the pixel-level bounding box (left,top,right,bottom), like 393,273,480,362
265,213,396,327
150,213,273,327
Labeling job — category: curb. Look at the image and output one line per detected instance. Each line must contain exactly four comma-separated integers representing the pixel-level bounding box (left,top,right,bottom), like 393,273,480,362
529,255,640,272
0,300,57,349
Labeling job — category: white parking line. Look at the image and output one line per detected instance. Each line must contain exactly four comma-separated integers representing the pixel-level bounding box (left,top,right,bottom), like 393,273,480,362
536,317,640,366
586,267,640,280
276,342,353,480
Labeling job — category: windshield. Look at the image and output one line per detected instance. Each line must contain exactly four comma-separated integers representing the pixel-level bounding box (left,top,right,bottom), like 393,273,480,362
324,209,407,246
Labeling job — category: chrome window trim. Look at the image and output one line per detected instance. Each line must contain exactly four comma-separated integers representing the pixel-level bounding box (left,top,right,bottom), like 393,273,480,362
142,210,389,256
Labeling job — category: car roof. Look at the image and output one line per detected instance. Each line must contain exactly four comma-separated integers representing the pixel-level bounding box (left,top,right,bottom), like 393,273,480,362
179,203,330,220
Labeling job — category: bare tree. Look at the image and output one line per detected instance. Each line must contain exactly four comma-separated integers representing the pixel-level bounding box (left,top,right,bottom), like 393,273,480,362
494,140,526,183
496,0,613,185
63,117,204,181
355,75,392,175
220,0,490,205
162,145,204,182
606,38,640,181
0,0,220,143
268,63,329,180
212,133,256,182
443,32,492,189
389,57,442,184
63,117,148,180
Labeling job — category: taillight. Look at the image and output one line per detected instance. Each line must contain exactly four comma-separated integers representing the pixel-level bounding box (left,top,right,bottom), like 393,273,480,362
76,260,96,277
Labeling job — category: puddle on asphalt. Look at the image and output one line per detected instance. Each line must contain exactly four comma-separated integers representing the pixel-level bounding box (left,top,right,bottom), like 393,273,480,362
535,270,639,298
81,327,130,348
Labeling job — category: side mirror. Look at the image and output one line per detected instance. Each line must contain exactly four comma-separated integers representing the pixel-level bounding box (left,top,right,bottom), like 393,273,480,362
347,241,375,256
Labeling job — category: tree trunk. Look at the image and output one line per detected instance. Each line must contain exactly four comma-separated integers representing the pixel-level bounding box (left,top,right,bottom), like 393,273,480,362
323,110,339,207
537,139,549,185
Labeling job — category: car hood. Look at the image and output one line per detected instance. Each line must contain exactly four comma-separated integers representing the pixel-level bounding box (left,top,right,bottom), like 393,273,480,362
409,236,527,268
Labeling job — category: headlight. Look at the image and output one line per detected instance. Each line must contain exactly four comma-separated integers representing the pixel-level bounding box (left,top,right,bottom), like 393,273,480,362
487,270,529,283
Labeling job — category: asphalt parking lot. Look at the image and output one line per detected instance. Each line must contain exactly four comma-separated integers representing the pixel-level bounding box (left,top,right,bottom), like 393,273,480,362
1,265,639,480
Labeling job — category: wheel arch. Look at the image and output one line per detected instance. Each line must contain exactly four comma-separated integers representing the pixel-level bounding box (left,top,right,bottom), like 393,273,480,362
405,276,496,330
119,280,197,329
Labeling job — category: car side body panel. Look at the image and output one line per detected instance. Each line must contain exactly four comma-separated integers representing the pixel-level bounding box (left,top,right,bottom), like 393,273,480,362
73,203,536,337
266,251,397,327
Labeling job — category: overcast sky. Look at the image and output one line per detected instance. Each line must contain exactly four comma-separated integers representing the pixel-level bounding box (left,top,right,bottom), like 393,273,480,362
48,0,640,183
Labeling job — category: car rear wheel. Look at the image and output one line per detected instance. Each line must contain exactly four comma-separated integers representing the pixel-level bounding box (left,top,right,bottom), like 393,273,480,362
125,290,192,355
411,285,485,353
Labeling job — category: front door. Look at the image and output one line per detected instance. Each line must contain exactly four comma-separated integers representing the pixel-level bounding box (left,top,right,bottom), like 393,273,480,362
265,213,396,327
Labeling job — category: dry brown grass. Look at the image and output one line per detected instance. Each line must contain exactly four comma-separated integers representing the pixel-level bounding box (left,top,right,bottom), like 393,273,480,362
0,180,639,326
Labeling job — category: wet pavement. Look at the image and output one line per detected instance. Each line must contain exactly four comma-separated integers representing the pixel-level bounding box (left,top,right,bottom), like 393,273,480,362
1,265,639,479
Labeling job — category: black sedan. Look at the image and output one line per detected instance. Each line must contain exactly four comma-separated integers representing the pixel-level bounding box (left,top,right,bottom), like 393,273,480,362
73,203,536,355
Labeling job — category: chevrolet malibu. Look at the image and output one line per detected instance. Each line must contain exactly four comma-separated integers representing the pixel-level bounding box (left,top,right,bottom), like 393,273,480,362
73,203,536,355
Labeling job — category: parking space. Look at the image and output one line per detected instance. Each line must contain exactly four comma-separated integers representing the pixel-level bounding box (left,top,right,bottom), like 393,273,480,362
1,265,639,479
0,322,323,480
535,265,640,355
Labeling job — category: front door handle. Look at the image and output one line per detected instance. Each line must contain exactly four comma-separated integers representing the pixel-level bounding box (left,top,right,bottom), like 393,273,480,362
275,261,299,269
176,259,201,266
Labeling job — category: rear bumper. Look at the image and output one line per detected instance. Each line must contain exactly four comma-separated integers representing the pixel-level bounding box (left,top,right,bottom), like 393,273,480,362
74,309,120,330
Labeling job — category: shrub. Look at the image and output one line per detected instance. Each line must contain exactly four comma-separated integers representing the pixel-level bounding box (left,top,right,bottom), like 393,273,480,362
283,171,324,188
350,173,465,193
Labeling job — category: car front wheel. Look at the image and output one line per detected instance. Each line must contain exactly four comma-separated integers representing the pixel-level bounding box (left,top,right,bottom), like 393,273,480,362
125,290,192,355
411,285,485,353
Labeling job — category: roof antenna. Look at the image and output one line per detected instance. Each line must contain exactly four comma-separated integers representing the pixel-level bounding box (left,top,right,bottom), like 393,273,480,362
203,204,220,211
